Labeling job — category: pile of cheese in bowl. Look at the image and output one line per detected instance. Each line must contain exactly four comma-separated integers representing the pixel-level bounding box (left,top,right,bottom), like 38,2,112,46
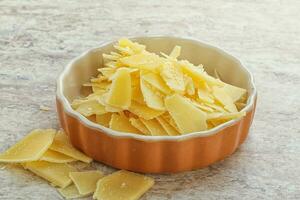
71,39,247,136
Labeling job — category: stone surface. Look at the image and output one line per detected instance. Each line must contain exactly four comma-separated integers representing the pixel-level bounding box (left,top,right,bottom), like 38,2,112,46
0,0,299,199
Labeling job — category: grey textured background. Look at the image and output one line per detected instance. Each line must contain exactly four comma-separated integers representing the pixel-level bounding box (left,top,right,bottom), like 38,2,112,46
0,0,299,199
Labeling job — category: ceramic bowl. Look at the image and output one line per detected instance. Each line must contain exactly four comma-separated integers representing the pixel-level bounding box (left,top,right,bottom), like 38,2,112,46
56,36,257,173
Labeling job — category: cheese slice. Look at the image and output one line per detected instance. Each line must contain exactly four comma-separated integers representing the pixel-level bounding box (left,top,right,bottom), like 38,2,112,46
184,76,195,96
50,132,92,163
160,113,180,132
75,100,107,117
23,161,77,188
204,102,227,113
0,129,56,163
129,118,151,135
165,94,207,134
169,45,181,59
190,100,214,112
98,93,123,113
160,62,185,93
140,118,168,136
214,69,221,80
129,101,164,120
222,83,247,102
141,72,171,94
120,53,161,70
96,113,112,127
207,112,246,121
212,86,238,113
118,38,145,54
98,68,116,80
109,114,141,134
40,150,75,163
69,171,104,195
140,79,165,111
180,62,224,86
235,102,246,111
107,67,132,109
93,170,154,200
156,117,180,136
58,184,86,199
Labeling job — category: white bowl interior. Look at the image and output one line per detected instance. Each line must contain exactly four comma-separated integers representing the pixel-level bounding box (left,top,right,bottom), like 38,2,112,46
61,37,254,104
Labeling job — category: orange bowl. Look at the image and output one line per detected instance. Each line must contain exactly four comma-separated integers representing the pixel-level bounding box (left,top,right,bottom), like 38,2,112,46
56,36,257,173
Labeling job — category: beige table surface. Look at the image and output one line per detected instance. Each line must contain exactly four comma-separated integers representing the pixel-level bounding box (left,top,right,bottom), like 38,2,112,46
0,0,299,199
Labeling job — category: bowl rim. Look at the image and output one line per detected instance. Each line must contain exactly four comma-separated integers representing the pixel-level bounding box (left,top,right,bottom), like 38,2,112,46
56,35,257,142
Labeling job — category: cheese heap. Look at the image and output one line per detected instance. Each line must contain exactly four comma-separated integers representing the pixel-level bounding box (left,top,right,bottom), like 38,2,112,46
0,129,154,200
73,39,247,135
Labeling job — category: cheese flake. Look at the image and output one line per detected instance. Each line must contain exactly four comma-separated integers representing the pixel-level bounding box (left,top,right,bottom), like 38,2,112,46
165,94,207,134
96,113,112,127
50,131,92,163
129,101,164,120
140,79,165,111
69,171,104,195
156,116,180,136
40,149,75,163
0,129,56,163
109,114,141,134
23,161,77,188
107,67,132,109
140,118,168,136
93,170,154,200
129,118,151,135
58,184,86,199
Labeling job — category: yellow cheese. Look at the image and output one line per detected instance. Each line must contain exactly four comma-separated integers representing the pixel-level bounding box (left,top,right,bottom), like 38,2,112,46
69,171,104,195
96,113,112,127
23,161,77,188
118,38,145,54
140,118,168,136
180,61,223,86
141,72,172,94
160,113,180,132
197,87,214,103
50,132,92,163
120,52,161,70
91,76,108,83
129,101,164,120
40,150,75,163
98,67,116,79
103,53,121,61
169,45,181,59
131,77,145,104
214,68,221,80
104,61,118,68
190,100,214,112
98,93,123,112
207,112,246,121
212,86,238,113
129,118,151,135
203,102,227,113
75,100,107,117
235,102,246,111
184,76,195,96
58,184,86,199
140,79,165,111
0,129,56,163
156,117,180,136
109,114,141,134
165,94,207,134
160,62,185,93
72,39,248,134
93,170,154,200
107,67,132,109
222,83,247,102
